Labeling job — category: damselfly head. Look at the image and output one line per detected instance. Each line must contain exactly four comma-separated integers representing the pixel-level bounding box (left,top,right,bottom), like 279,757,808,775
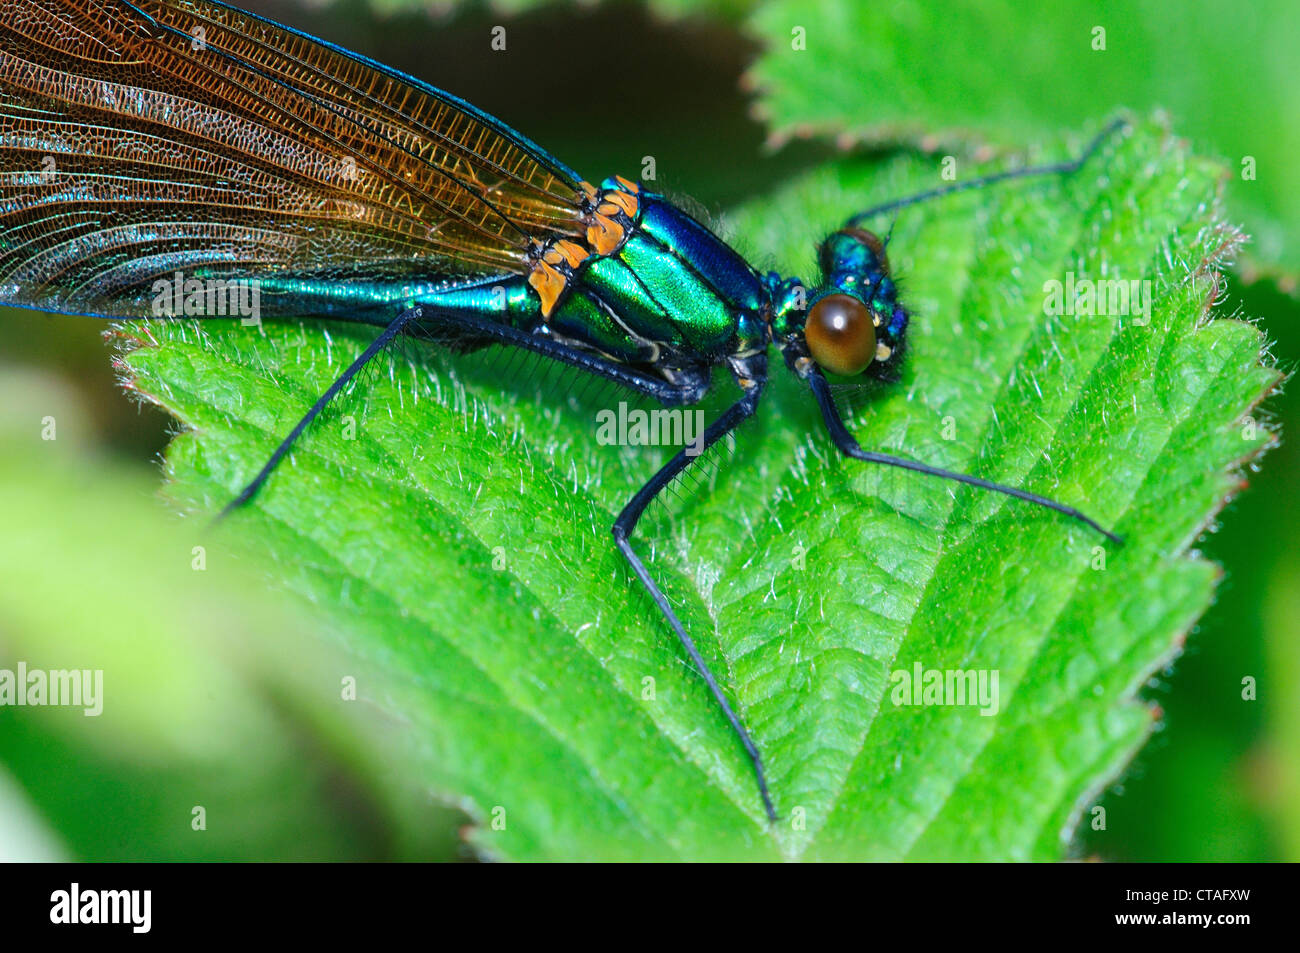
772,228,909,381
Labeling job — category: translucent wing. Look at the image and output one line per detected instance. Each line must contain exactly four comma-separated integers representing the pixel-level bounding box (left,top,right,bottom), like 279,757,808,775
0,0,589,319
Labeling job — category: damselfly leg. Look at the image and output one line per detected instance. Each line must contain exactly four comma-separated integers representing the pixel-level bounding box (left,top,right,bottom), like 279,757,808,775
805,369,1122,544
611,358,776,822
800,118,1129,545
845,116,1130,227
215,301,775,817
216,306,421,520
405,310,714,407
217,307,715,519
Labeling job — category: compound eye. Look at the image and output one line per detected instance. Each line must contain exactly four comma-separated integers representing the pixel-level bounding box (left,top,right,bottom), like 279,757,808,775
805,293,876,376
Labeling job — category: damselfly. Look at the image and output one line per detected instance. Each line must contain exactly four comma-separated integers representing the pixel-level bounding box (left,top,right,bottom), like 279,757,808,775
0,0,1121,821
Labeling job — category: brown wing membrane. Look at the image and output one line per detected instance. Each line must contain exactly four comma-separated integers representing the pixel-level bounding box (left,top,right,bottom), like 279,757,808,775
0,0,588,318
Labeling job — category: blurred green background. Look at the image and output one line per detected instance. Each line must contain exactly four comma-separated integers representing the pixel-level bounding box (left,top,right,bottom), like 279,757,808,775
1,0,1295,861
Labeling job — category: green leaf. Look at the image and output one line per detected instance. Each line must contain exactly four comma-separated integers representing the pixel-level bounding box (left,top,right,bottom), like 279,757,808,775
117,118,1275,860
747,0,1300,286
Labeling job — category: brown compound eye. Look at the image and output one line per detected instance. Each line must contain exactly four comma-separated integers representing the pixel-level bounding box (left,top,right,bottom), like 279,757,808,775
805,293,876,376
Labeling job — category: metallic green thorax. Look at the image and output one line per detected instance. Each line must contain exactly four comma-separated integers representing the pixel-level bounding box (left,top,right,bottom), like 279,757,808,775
400,178,772,377
535,181,771,368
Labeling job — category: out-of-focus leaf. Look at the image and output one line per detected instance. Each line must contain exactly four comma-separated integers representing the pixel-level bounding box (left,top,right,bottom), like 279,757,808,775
747,0,1300,286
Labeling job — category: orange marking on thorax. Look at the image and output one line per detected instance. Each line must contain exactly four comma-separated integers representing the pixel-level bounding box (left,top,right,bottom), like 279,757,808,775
524,178,639,316
604,190,638,218
587,214,624,256
528,261,567,316
552,240,590,268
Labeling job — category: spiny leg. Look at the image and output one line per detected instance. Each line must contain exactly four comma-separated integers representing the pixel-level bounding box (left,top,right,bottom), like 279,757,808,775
217,305,422,519
806,367,1121,544
217,302,772,811
421,314,780,810
612,376,778,822
407,309,713,406
220,305,710,519
846,116,1129,227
